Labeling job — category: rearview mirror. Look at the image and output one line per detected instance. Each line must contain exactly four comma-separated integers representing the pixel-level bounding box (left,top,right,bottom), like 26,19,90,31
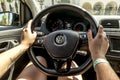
0,12,19,26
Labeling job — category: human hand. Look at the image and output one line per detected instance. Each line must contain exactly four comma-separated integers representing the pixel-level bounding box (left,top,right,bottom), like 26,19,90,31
87,25,109,61
21,20,37,49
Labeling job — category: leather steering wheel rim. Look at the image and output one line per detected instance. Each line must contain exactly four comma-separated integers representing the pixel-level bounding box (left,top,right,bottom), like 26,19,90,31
28,4,98,76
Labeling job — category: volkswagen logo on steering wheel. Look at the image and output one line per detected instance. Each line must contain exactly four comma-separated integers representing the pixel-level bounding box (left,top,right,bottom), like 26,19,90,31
55,34,65,45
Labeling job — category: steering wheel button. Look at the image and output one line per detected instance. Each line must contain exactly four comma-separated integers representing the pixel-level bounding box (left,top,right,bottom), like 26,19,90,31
79,35,82,38
84,34,87,38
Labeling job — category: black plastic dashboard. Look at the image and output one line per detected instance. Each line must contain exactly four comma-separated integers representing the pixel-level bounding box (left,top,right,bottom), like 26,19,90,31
45,11,90,33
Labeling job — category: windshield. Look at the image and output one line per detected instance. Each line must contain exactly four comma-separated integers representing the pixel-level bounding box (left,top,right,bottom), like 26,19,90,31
35,0,120,15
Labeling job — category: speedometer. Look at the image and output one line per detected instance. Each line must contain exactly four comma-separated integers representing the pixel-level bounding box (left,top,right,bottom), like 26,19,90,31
73,22,87,31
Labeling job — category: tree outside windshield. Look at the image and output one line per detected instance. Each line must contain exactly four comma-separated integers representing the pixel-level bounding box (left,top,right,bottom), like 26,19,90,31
36,0,120,15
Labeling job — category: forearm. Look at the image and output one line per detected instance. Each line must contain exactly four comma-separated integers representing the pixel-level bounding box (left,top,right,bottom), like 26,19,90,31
0,44,29,78
94,60,119,80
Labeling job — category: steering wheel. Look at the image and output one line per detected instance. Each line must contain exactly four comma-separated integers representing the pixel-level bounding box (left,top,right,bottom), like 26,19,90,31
28,4,98,76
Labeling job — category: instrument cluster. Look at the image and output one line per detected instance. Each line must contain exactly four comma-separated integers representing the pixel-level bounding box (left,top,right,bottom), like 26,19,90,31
45,14,90,32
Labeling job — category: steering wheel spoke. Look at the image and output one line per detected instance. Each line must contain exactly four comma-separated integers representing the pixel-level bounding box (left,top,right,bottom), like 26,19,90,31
53,59,72,73
33,32,45,48
78,32,88,45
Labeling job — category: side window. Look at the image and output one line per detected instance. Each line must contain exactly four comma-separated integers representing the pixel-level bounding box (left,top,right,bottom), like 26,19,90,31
0,0,20,26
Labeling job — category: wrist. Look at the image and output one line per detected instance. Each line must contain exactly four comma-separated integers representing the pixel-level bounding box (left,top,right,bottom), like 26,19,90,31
91,54,106,62
93,58,109,69
20,43,30,50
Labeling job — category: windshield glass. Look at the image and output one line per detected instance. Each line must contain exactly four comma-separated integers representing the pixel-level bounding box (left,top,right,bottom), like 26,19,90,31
35,0,120,15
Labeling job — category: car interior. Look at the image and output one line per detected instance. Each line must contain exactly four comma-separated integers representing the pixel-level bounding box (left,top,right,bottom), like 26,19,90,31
0,0,120,80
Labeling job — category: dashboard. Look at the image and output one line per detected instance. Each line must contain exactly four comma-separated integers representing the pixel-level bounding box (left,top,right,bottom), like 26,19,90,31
45,12,90,33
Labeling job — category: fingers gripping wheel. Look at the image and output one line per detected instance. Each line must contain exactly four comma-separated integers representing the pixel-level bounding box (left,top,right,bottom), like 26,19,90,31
28,4,98,76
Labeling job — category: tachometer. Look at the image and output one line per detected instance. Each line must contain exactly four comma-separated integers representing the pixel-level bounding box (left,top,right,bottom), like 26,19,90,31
47,19,64,32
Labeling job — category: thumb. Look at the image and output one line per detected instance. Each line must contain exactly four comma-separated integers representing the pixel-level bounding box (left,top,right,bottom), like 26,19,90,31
87,29,93,42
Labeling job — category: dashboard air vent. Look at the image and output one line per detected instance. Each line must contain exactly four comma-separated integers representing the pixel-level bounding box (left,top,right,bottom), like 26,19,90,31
101,19,119,28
